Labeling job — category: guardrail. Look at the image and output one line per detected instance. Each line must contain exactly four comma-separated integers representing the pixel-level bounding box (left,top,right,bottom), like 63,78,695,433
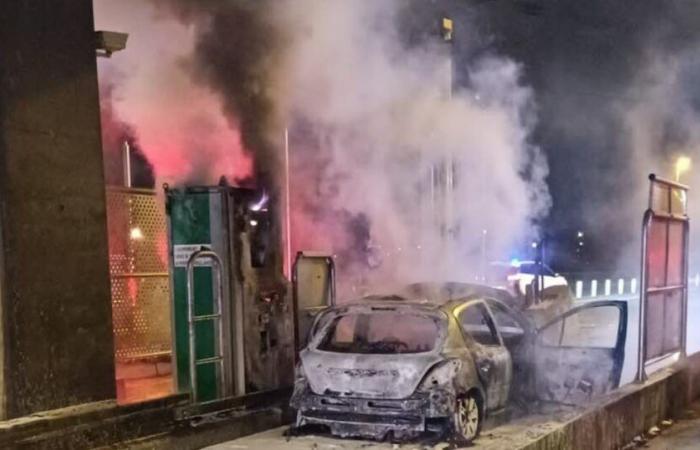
570,277,638,299
568,273,700,299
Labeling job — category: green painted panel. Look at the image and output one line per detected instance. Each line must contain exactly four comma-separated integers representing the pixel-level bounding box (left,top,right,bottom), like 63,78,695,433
196,363,218,403
169,191,219,401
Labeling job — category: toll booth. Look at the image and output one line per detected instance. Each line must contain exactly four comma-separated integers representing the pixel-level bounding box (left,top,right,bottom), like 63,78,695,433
165,185,294,414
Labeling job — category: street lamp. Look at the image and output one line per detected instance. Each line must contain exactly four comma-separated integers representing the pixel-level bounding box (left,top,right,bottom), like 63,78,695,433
675,156,691,182
441,17,453,41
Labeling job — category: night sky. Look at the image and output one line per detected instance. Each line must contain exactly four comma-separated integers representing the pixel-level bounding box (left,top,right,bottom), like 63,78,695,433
423,0,700,270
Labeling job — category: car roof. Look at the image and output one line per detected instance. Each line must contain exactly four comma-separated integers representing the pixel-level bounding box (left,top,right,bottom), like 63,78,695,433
392,281,514,303
333,298,444,311
333,294,507,315
489,260,535,267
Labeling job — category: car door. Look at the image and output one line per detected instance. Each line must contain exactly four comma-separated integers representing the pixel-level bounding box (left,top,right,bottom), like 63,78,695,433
534,300,627,406
456,301,513,410
293,253,336,351
484,299,536,401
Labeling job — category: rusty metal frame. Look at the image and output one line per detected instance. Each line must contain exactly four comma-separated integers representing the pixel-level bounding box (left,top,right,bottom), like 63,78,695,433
636,174,689,382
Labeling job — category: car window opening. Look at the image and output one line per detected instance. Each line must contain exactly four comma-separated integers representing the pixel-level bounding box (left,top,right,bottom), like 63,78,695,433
459,304,500,346
539,306,620,349
317,312,440,354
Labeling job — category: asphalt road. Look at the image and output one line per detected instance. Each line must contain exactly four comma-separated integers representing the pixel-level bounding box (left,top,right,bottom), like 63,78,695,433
645,400,700,450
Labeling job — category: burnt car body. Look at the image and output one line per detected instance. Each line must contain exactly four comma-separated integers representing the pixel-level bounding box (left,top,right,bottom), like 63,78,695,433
290,295,627,442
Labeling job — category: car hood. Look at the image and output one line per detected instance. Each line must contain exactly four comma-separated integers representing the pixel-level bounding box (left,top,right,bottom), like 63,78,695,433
300,349,444,399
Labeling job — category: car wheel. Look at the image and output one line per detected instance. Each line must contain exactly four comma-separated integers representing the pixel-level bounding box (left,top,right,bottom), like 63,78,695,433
454,393,481,442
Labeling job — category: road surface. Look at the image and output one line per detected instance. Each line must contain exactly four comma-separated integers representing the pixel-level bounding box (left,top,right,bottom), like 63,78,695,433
645,400,700,450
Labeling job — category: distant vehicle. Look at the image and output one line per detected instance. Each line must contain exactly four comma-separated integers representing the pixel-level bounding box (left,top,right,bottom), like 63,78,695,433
488,260,568,297
290,295,626,443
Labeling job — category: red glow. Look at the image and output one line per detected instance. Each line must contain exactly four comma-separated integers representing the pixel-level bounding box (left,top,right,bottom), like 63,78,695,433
100,83,254,185
127,277,139,307
156,232,169,269
139,114,253,184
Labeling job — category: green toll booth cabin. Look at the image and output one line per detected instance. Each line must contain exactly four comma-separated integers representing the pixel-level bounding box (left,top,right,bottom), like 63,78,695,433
165,185,295,414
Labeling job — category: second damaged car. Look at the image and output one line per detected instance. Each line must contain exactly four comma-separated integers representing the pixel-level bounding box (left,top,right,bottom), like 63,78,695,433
290,296,627,443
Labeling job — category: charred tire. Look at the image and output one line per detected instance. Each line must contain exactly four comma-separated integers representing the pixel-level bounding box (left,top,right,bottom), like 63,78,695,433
453,391,481,443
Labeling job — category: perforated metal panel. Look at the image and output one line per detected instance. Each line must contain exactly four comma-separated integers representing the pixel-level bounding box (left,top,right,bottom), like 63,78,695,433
106,187,172,361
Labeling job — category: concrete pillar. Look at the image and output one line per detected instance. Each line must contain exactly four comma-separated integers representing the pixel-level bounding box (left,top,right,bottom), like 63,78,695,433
0,1,115,418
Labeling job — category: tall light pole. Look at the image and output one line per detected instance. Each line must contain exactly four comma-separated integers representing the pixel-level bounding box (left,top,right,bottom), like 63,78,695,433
481,229,487,281
122,141,131,188
441,17,454,245
284,128,292,279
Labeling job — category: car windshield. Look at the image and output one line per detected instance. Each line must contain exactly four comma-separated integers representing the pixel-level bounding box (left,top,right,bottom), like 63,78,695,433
317,311,441,354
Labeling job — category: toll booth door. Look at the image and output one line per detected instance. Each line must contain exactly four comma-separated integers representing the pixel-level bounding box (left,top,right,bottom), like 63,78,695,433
293,253,336,350
167,188,233,403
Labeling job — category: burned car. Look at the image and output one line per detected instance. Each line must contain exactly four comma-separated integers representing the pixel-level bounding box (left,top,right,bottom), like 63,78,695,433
290,296,627,442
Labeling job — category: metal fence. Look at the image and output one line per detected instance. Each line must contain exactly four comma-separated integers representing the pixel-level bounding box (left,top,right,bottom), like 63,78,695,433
637,174,689,380
106,186,172,361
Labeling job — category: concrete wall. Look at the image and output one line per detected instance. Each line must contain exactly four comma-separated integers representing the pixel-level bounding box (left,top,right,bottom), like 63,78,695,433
0,1,115,418
502,353,700,450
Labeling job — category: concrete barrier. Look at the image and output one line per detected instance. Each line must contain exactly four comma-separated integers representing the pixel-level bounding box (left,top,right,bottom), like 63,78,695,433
569,274,700,299
0,390,293,450
479,352,700,450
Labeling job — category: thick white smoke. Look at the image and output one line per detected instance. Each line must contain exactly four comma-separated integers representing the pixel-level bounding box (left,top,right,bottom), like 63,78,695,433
619,48,700,271
94,0,551,293
276,1,550,291
93,1,252,184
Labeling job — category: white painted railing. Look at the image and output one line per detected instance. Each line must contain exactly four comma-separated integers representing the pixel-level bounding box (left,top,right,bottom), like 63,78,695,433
570,273,700,299
570,276,638,298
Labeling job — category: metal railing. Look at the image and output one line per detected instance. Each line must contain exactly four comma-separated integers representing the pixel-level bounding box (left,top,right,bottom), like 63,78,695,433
186,249,226,402
636,174,689,381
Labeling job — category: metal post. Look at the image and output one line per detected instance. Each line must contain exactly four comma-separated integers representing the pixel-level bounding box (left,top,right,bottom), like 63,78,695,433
535,237,546,303
636,209,653,382
186,249,225,402
328,257,337,306
681,219,689,357
122,141,132,188
284,128,292,280
430,165,436,225
186,254,199,400
291,252,301,359
481,230,487,282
